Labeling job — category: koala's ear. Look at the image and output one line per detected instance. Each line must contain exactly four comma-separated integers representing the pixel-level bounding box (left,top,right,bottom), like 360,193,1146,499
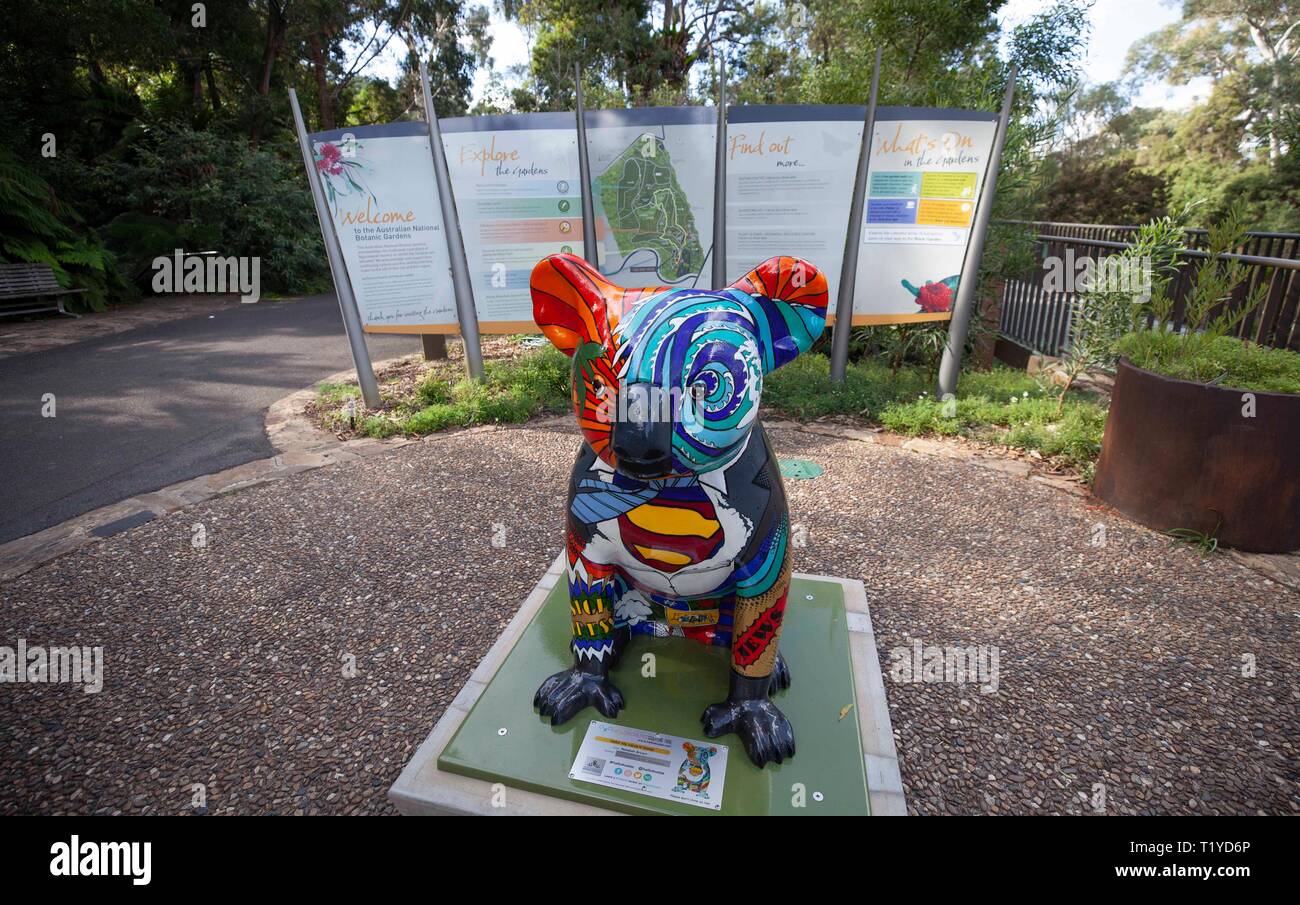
531,254,671,356
728,256,829,373
531,254,615,355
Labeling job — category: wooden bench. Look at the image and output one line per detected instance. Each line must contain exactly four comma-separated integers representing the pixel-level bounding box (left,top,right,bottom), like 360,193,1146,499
0,263,84,319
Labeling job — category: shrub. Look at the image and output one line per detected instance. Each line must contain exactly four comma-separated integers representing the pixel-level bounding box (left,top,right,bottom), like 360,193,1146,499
88,124,330,295
1115,331,1300,395
327,346,573,438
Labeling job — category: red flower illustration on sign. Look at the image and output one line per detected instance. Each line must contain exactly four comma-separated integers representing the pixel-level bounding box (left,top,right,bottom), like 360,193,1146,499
902,276,959,313
315,142,344,175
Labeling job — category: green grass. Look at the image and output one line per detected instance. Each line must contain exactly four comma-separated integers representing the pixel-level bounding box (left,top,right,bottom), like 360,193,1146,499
1115,331,1300,395
767,353,1108,476
316,348,1108,476
315,346,571,437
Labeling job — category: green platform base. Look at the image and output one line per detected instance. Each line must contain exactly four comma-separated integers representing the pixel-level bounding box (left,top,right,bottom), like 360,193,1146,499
436,576,870,816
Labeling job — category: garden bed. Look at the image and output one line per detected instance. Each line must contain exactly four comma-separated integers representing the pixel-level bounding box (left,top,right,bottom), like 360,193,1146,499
1094,357,1300,553
307,347,1110,481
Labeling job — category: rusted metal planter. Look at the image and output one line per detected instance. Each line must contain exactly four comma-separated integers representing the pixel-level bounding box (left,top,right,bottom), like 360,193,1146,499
1094,358,1300,553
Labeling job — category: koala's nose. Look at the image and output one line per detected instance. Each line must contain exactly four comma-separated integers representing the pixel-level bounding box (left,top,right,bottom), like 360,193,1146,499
612,384,673,477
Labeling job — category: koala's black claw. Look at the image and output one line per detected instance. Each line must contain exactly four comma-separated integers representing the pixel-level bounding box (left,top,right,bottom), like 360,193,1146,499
534,667,624,725
701,697,796,768
767,653,792,696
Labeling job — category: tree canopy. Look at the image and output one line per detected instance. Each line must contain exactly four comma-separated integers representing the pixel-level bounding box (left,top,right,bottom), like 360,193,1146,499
0,0,1292,308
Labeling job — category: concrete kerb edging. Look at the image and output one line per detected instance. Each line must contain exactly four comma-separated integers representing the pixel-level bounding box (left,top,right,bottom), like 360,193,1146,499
0,358,423,584
387,553,907,816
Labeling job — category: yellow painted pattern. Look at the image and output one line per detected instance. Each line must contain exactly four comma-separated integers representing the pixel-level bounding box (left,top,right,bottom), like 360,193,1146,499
632,545,693,566
625,504,720,538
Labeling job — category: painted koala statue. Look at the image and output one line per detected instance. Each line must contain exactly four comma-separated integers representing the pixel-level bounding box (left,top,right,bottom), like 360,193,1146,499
674,742,719,797
530,253,828,767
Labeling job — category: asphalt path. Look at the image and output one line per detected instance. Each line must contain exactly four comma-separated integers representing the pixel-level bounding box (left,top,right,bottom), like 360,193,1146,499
0,294,420,544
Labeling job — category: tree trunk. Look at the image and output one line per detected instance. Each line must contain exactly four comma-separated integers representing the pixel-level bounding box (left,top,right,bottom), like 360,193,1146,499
250,0,286,148
1246,18,1286,165
309,35,335,131
205,60,222,113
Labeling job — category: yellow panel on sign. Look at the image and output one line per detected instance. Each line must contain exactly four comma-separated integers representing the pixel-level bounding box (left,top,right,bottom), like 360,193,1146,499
920,171,978,199
916,198,975,228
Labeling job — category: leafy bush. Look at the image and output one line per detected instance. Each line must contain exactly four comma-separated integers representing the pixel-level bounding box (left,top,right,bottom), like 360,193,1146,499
1116,331,1300,395
87,124,330,295
1054,204,1274,407
0,144,133,310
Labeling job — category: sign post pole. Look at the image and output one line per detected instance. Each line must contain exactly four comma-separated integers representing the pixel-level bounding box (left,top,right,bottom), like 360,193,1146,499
830,49,882,384
574,64,599,269
935,66,1017,400
711,56,728,288
289,88,382,408
420,58,485,380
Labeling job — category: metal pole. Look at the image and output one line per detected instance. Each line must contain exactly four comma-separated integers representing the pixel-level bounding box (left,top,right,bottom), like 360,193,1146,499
936,65,1017,399
711,56,728,288
830,48,881,384
574,64,599,268
420,59,484,379
289,89,381,408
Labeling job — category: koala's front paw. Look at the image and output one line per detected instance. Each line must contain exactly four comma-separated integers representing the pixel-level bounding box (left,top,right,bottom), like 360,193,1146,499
701,698,796,767
534,667,625,725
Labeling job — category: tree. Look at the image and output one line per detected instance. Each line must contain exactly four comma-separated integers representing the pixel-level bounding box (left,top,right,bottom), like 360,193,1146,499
1128,0,1298,164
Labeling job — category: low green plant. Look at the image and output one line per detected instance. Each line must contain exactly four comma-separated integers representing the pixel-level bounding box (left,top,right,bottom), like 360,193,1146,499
878,386,1106,475
763,354,929,420
1053,203,1282,406
321,347,572,438
1165,515,1222,557
767,353,1106,476
1115,331,1300,394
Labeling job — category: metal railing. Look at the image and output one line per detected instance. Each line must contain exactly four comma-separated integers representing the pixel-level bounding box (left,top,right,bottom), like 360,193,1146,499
997,223,1300,357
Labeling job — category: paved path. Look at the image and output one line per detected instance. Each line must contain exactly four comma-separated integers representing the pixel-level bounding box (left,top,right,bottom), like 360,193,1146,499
0,295,418,544
0,422,1293,815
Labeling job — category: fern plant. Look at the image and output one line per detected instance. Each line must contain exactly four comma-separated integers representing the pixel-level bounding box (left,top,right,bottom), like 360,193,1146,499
0,144,130,311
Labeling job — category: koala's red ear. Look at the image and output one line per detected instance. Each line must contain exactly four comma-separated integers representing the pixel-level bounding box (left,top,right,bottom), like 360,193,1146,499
531,253,671,355
530,254,616,356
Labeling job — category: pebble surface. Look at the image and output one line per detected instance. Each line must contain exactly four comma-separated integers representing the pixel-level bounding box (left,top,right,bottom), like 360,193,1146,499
1,422,1295,815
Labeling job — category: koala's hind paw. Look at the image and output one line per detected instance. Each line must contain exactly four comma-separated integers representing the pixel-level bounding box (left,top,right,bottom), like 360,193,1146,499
534,668,625,725
768,653,791,696
701,698,796,767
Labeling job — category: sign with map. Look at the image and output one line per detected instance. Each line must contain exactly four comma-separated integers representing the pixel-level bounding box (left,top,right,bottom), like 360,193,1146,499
851,107,999,322
725,105,865,306
307,122,456,331
441,112,585,330
584,107,716,289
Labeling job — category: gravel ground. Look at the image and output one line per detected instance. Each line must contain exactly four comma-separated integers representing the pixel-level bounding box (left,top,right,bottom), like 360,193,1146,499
1,421,1295,815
